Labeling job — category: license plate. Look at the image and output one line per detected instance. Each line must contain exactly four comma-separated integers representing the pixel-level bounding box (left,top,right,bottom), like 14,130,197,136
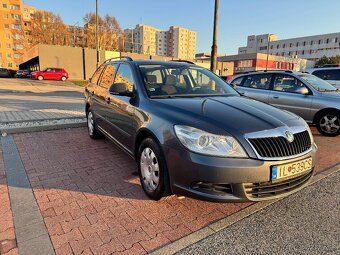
271,157,313,181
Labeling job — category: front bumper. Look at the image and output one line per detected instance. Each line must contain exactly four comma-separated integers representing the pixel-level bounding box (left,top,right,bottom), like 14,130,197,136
166,143,317,202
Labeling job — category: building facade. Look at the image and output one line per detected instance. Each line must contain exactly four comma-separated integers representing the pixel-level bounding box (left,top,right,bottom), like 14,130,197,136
124,24,196,59
238,33,340,61
0,0,35,69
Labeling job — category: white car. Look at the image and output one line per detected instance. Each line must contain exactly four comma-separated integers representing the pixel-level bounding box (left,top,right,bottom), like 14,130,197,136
306,67,340,89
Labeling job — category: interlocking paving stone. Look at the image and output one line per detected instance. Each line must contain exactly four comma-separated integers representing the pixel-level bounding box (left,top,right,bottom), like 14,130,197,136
1,135,55,255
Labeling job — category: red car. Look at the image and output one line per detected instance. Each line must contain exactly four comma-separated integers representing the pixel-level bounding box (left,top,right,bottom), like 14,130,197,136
31,68,69,81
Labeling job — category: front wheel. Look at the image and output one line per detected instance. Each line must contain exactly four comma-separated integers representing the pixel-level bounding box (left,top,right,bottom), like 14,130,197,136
137,138,171,200
316,110,340,136
87,109,101,139
61,76,67,81
38,75,44,81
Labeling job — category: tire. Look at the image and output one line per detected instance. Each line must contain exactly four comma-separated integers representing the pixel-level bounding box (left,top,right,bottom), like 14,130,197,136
38,75,44,81
61,76,67,81
137,137,171,200
316,110,340,137
86,109,101,139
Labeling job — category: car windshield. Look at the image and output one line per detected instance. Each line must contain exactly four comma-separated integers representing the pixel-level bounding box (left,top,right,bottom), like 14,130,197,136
298,74,338,92
138,64,238,98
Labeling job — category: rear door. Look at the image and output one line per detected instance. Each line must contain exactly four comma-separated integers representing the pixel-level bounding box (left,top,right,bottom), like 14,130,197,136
268,74,313,121
53,68,62,80
235,73,273,103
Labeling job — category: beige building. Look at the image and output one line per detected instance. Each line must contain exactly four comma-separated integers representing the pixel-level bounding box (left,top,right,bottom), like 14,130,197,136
239,33,340,61
0,0,35,69
124,24,196,59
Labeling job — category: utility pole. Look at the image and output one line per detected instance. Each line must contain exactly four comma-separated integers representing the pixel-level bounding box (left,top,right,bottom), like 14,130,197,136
265,34,271,71
210,0,219,73
95,0,99,68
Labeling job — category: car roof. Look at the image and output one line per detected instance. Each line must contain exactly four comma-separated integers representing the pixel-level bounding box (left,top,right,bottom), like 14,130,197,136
230,70,303,79
106,58,195,67
306,67,340,72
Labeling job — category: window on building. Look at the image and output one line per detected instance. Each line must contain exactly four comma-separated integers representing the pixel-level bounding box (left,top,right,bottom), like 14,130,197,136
6,33,10,39
296,42,299,47
270,45,273,50
10,4,20,10
24,22,31,26
289,43,293,47
8,63,13,67
318,39,322,44
310,40,314,45
14,44,24,49
3,13,8,19
4,24,9,29
14,53,22,59
283,44,286,48
276,44,279,49
326,38,330,43
2,3,7,8
11,24,21,30
303,41,306,46
7,53,11,58
302,50,305,55
6,43,10,48
11,14,21,20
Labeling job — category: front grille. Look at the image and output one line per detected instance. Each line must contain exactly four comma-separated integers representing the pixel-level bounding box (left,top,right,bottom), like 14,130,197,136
244,170,313,199
191,182,232,196
248,131,311,158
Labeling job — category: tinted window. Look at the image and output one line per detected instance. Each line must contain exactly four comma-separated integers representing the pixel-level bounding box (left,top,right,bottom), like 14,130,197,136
114,64,135,92
54,69,62,73
91,65,106,84
99,64,118,89
313,69,340,81
273,74,306,93
242,74,272,89
230,77,244,86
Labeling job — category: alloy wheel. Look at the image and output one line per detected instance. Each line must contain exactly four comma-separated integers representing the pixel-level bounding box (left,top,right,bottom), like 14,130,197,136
319,114,340,134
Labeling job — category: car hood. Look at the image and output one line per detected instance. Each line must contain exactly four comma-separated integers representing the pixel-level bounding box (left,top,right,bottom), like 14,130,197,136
152,96,301,136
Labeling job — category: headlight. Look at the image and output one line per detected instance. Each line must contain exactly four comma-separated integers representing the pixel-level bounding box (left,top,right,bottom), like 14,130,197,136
174,125,247,157
304,122,314,144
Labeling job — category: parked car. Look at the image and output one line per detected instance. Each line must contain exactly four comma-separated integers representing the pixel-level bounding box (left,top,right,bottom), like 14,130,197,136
0,68,11,78
31,68,69,81
306,67,340,88
84,57,317,202
229,70,340,136
15,69,31,78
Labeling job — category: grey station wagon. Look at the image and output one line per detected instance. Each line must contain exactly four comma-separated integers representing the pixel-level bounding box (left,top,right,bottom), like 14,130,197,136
85,58,317,202
230,71,340,136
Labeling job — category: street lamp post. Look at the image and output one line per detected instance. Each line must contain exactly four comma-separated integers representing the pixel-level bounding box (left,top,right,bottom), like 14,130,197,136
95,0,99,68
210,0,219,73
265,35,271,71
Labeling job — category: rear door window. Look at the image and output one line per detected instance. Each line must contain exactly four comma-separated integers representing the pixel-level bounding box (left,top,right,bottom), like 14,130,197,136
242,74,272,90
99,63,118,89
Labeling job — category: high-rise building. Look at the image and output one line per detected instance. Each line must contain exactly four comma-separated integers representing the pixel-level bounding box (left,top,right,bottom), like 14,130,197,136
124,24,196,59
238,33,340,61
0,0,35,69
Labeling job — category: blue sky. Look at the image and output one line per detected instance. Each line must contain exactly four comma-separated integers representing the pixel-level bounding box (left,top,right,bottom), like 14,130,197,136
24,0,340,54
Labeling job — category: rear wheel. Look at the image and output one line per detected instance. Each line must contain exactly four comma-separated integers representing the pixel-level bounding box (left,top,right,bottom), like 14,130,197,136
87,109,101,139
61,76,67,81
316,110,340,136
38,75,44,81
137,138,170,200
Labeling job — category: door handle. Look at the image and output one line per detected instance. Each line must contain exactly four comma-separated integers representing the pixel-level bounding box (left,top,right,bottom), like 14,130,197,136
273,95,279,99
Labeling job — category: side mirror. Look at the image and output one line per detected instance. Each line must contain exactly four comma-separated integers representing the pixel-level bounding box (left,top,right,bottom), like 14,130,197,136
296,87,309,95
109,83,133,97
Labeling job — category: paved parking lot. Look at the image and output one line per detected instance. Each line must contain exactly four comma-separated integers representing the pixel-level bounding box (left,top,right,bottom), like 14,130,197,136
0,127,339,255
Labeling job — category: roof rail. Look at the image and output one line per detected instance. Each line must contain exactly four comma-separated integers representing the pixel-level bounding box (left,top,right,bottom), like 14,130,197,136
170,60,196,65
104,56,133,63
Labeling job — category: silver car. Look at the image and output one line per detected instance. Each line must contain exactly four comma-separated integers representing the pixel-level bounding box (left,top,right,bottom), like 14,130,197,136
229,71,340,136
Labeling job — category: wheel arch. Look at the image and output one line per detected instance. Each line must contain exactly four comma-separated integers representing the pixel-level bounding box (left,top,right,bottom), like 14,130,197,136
313,108,340,124
134,128,163,160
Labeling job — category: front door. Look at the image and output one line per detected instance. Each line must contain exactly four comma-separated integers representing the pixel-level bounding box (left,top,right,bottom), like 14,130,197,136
105,63,138,152
268,74,313,121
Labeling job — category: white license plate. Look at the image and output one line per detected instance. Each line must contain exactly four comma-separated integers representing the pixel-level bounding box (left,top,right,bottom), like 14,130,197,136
271,157,313,181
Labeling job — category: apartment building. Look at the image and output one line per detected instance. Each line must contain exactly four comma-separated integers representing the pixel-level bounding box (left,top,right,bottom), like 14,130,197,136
0,0,35,69
238,32,340,61
124,24,196,59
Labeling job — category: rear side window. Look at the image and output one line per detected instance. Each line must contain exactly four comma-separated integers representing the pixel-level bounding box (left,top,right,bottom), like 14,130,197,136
90,65,106,85
230,76,244,86
242,74,272,90
313,69,340,80
99,63,118,89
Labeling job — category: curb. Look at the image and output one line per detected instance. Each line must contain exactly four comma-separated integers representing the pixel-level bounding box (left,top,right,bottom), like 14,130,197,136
1,119,87,134
149,163,340,255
